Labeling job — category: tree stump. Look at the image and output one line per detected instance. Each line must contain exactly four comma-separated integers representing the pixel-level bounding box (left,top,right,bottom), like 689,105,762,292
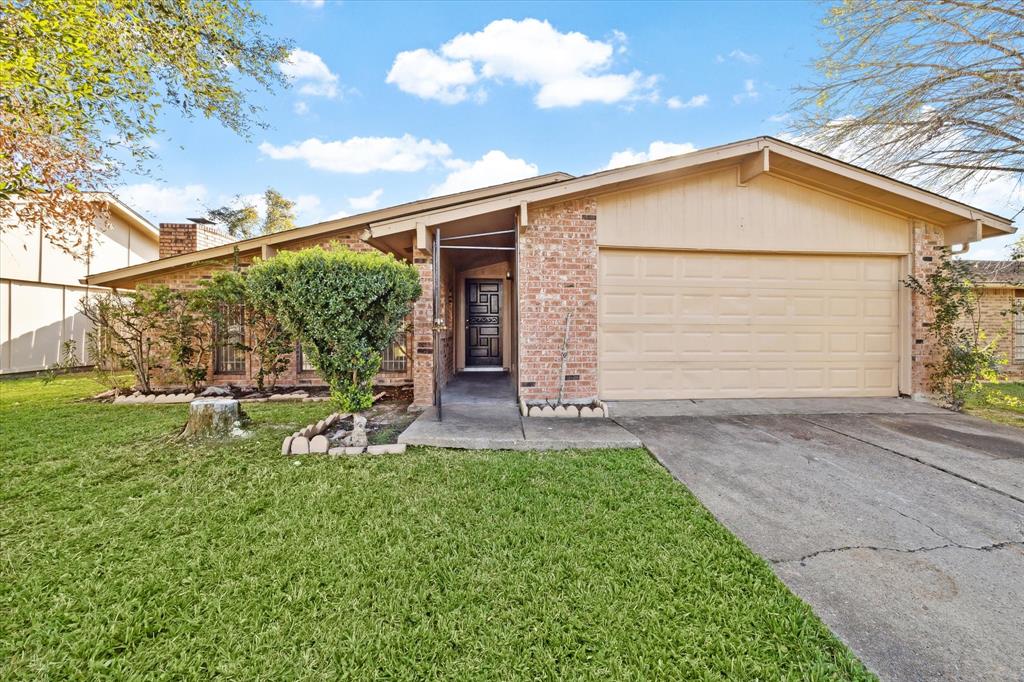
180,398,242,438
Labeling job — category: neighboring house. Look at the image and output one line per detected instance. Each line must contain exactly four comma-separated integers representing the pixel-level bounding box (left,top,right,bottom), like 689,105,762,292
965,260,1024,380
85,137,1016,405
1,195,160,374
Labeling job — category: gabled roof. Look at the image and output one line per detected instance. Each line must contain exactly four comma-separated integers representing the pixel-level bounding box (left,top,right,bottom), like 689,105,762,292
366,137,1015,239
86,136,1016,288
102,193,160,240
965,260,1023,285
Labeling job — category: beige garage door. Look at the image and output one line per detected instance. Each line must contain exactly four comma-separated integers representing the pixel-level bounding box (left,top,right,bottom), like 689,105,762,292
599,250,901,399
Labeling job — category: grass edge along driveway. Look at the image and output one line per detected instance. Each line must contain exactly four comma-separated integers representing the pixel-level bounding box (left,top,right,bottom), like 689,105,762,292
1,375,873,680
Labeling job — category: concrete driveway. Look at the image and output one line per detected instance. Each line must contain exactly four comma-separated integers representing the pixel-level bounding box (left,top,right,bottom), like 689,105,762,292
613,398,1024,682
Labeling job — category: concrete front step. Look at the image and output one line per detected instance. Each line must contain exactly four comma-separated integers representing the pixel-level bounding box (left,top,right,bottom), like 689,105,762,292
398,403,641,451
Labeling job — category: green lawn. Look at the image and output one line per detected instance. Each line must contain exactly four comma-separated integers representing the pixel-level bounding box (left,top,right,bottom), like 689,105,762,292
964,382,1024,428
1,375,871,680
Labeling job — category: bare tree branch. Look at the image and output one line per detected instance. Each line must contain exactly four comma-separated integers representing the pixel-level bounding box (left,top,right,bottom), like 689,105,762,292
793,1,1024,215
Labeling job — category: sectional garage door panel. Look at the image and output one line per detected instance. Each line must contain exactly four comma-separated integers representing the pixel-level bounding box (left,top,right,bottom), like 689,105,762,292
598,250,900,399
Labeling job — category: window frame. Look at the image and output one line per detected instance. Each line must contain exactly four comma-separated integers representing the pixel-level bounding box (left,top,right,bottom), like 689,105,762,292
1013,290,1024,364
213,303,246,375
381,331,409,373
296,343,316,373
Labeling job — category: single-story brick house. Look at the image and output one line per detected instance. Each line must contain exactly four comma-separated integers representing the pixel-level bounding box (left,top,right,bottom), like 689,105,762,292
86,137,1016,406
965,260,1023,380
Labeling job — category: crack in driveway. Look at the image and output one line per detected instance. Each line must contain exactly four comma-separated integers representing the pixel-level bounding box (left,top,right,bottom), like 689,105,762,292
618,406,1024,680
771,539,1024,566
797,416,1024,505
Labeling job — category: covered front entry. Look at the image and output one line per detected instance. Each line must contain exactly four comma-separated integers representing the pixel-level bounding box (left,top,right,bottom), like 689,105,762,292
598,249,902,400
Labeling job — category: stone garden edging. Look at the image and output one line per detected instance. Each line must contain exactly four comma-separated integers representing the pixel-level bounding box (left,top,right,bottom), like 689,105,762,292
281,412,407,457
110,389,332,405
520,398,610,418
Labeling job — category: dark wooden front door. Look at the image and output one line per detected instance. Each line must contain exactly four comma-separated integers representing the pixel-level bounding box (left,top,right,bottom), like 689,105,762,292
465,279,502,367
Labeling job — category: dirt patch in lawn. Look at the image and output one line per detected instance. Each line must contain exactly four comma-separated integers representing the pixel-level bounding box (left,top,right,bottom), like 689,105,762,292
362,400,418,445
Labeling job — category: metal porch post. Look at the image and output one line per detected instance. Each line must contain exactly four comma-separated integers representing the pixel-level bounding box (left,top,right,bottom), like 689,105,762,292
433,226,442,421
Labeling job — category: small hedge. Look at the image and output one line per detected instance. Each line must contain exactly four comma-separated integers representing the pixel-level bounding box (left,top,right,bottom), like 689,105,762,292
246,245,421,411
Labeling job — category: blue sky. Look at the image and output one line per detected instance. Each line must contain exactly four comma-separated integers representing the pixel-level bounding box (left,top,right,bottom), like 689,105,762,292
117,0,1019,259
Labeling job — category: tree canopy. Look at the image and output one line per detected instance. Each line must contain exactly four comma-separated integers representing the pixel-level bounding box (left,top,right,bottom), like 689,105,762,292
794,1,1023,216
0,0,290,254
206,188,297,239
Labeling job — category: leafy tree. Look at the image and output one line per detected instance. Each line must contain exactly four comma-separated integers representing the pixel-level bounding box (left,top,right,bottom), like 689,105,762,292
263,189,297,234
196,270,294,391
1,0,290,254
246,245,421,411
904,250,1002,410
794,1,1023,212
207,204,262,240
145,285,212,392
206,188,297,239
79,290,156,392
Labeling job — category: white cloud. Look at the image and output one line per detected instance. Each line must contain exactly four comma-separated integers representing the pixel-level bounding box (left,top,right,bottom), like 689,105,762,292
611,29,628,54
281,48,340,98
431,150,538,196
667,94,709,110
386,48,477,104
604,141,698,170
258,134,452,173
387,18,656,108
115,183,208,223
326,209,350,221
293,101,309,115
291,0,325,7
767,112,792,123
348,188,384,211
732,79,759,104
536,72,655,108
292,194,321,218
716,49,761,64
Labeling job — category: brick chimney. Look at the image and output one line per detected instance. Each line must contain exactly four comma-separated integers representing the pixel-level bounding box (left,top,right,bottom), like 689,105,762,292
159,222,235,258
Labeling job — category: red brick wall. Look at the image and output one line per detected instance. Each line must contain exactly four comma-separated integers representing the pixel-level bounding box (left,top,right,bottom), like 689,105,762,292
412,256,434,406
977,287,1024,380
158,223,234,258
518,198,599,402
910,221,944,397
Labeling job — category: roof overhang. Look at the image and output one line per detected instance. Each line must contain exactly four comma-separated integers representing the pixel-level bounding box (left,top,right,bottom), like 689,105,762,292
367,138,1016,245
87,136,1016,288
85,172,572,287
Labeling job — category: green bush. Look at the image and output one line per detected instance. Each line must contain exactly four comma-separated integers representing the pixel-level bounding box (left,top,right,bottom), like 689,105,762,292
195,270,294,392
143,285,212,391
904,250,1003,409
246,245,421,410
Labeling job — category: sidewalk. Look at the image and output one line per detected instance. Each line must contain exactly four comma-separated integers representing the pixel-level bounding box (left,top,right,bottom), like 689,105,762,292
398,402,641,451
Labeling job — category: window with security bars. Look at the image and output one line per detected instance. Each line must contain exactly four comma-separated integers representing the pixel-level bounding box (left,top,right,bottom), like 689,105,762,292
381,333,408,372
297,344,316,372
214,304,245,374
1014,291,1024,363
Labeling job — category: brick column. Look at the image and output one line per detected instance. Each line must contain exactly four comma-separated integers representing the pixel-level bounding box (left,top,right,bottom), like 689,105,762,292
518,198,599,402
910,221,945,397
412,255,435,407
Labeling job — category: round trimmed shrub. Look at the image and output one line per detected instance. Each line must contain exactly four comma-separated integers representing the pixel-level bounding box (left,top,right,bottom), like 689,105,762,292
245,244,421,411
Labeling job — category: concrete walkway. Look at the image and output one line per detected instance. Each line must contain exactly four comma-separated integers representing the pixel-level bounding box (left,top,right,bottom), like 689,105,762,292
398,373,641,450
399,403,641,450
